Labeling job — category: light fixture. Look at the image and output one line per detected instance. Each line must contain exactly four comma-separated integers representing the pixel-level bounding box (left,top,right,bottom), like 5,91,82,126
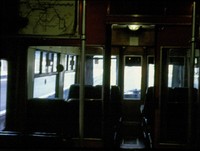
128,25,140,31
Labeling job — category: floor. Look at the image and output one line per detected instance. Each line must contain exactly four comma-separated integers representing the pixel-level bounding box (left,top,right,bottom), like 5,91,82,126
0,115,5,131
120,137,145,150
119,121,146,150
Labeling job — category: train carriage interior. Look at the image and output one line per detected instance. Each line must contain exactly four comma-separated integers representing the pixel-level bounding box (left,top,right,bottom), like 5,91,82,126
0,0,200,150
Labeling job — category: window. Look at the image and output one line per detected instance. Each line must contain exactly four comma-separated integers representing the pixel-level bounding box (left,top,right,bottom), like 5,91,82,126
85,55,117,86
33,50,58,98
34,50,58,74
124,56,142,100
0,59,8,130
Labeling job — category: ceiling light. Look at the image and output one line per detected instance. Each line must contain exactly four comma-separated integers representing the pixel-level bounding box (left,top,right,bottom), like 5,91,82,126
128,25,140,31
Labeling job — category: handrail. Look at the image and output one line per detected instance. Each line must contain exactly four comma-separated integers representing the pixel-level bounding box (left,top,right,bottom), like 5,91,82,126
80,0,86,141
188,1,196,145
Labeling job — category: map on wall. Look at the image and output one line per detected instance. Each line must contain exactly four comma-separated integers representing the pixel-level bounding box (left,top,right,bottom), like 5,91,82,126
19,0,77,36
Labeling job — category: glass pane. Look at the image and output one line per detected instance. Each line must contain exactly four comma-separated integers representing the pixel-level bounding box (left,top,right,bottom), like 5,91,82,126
47,52,53,73
63,72,75,99
72,56,76,70
0,59,8,130
53,53,57,72
111,56,117,86
168,57,185,88
68,55,73,71
33,75,56,98
34,51,40,74
64,55,68,71
124,56,142,100
68,55,76,71
168,64,173,87
147,57,155,87
93,56,103,86
42,52,47,73
194,58,199,89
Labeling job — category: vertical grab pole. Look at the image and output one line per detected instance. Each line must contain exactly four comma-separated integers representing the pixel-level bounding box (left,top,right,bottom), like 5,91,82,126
188,1,196,145
80,0,86,140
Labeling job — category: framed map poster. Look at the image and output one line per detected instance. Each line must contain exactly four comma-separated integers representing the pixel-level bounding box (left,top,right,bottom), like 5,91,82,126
18,0,78,36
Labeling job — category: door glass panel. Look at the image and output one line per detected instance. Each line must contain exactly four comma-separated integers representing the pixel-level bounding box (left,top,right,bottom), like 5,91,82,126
124,56,142,100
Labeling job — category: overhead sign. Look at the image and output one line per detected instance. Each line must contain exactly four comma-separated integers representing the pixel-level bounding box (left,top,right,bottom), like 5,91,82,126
19,0,77,36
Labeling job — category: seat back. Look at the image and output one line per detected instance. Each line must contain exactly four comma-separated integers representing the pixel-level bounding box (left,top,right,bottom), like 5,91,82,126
142,86,155,125
67,98,103,138
110,86,122,123
67,84,102,100
26,98,69,135
165,87,197,142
